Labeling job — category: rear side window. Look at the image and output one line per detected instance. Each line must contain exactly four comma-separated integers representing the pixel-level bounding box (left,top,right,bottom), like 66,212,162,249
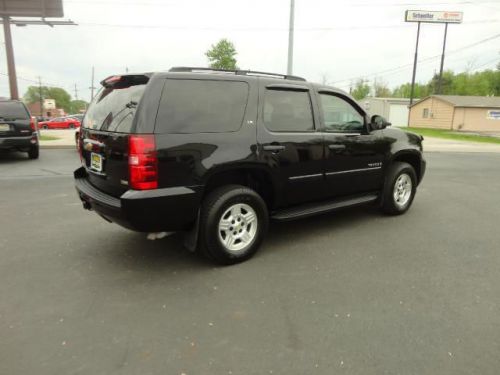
83,76,148,133
155,79,249,134
264,89,314,132
0,101,29,120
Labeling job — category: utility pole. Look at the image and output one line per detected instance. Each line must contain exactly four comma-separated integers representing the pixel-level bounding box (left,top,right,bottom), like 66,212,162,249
408,21,421,126
287,0,295,75
89,66,96,102
437,23,449,94
38,76,43,117
2,16,19,99
74,83,78,100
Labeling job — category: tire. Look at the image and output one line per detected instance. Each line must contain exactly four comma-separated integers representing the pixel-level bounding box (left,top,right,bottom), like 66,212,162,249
28,144,39,159
43,125,48,130
69,124,75,129
381,162,417,215
199,185,269,265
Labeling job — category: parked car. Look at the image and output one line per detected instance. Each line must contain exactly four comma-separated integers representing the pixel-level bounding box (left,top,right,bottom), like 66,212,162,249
0,99,39,159
39,116,80,130
75,68,426,265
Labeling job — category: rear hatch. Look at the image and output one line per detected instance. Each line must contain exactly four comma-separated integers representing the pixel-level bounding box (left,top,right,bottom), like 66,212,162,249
0,101,32,138
80,75,149,197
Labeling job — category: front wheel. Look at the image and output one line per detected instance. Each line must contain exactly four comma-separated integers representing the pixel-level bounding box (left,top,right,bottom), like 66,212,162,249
199,185,269,265
381,162,417,215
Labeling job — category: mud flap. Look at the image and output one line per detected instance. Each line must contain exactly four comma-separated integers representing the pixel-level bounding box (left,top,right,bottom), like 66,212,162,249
183,209,200,252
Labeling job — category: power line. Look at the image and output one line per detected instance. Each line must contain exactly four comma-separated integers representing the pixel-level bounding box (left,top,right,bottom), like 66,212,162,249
331,32,500,84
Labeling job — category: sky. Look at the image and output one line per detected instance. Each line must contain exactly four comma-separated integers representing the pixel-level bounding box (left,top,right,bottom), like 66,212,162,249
1,0,499,102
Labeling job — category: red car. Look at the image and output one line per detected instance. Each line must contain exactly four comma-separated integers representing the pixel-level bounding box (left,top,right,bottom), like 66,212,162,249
38,117,80,130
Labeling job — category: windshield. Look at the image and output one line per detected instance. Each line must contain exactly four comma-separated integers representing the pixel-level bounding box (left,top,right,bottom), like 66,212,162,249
83,78,147,133
0,101,30,120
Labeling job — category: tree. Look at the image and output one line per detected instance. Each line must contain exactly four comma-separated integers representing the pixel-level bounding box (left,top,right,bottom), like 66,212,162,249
372,79,391,97
69,100,88,114
205,39,238,70
350,79,370,100
24,86,72,113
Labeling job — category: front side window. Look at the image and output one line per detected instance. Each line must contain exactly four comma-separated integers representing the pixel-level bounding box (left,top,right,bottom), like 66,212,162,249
319,94,364,133
156,79,249,134
264,89,314,132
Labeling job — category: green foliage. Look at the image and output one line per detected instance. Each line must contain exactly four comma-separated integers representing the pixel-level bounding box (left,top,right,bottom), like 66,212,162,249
24,86,73,113
373,80,391,97
392,68,500,98
205,39,238,70
350,79,370,100
69,100,88,114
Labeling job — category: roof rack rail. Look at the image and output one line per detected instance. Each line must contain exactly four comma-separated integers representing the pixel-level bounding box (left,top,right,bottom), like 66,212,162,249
169,67,306,82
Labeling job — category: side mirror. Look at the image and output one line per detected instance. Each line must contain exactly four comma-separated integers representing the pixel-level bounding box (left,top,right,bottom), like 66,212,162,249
370,115,391,130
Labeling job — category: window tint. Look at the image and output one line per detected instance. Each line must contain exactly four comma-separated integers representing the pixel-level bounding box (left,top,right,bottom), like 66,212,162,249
83,80,147,133
319,94,364,133
156,79,249,134
0,101,29,119
264,89,314,132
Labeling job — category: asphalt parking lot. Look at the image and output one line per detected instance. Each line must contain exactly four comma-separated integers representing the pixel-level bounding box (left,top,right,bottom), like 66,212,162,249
1,149,499,375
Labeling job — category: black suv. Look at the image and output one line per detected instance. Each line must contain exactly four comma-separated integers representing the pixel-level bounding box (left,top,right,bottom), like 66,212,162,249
0,100,39,159
75,67,425,264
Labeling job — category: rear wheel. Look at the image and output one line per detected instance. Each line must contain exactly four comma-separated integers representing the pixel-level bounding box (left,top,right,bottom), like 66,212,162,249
28,144,39,159
381,162,417,215
43,125,48,130
199,185,268,265
69,124,75,129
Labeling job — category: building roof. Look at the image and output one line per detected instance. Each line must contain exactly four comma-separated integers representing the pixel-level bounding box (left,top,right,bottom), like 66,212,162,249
413,95,500,108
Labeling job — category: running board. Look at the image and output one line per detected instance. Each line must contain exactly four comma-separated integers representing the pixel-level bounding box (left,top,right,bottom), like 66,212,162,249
271,193,379,221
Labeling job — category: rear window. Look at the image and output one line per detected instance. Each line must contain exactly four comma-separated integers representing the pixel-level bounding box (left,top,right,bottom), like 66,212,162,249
82,76,148,133
0,101,29,120
155,79,249,134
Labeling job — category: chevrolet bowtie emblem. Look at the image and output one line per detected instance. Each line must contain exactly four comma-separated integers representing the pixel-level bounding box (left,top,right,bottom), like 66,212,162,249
84,142,93,151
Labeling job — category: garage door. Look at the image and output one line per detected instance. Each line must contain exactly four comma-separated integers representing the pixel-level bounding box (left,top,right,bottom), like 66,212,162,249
388,104,409,127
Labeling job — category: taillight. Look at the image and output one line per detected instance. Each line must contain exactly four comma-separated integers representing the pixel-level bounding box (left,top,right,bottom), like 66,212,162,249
128,135,158,190
30,118,36,131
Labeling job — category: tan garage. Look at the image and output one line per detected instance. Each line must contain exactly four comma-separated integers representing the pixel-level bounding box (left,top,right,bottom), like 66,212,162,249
409,95,500,132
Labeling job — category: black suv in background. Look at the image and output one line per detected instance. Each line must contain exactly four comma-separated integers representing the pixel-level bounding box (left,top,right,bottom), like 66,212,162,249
0,100,39,159
75,67,425,264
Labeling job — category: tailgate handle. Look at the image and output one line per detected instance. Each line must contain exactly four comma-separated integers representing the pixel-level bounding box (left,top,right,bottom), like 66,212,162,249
328,144,346,150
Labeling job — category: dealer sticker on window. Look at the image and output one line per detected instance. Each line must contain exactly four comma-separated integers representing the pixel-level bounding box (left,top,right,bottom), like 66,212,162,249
90,152,103,172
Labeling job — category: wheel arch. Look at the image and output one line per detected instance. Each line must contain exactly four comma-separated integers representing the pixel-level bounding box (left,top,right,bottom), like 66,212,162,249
389,150,423,183
202,164,278,210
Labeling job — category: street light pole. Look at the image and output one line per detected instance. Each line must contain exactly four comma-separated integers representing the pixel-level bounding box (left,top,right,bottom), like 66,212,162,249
287,0,295,75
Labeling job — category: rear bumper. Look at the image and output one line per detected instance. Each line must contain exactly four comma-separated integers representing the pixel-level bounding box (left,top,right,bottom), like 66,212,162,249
0,135,37,150
74,167,202,232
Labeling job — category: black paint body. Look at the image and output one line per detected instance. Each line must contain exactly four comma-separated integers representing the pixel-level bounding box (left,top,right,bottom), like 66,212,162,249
75,72,426,232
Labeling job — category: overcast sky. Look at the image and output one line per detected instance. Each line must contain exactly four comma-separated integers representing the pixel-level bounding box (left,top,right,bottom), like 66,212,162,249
1,0,499,102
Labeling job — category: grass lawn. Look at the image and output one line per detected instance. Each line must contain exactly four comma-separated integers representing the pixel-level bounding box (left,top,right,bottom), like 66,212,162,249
404,127,500,145
39,135,60,141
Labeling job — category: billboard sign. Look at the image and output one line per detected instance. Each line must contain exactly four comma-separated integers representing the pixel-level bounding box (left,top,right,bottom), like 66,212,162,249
405,10,463,24
0,0,63,18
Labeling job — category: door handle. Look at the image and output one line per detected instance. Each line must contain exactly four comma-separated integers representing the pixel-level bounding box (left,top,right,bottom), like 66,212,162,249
263,144,285,153
328,144,346,150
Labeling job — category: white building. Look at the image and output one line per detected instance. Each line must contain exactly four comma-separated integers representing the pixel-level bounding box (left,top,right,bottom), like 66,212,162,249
361,97,411,127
